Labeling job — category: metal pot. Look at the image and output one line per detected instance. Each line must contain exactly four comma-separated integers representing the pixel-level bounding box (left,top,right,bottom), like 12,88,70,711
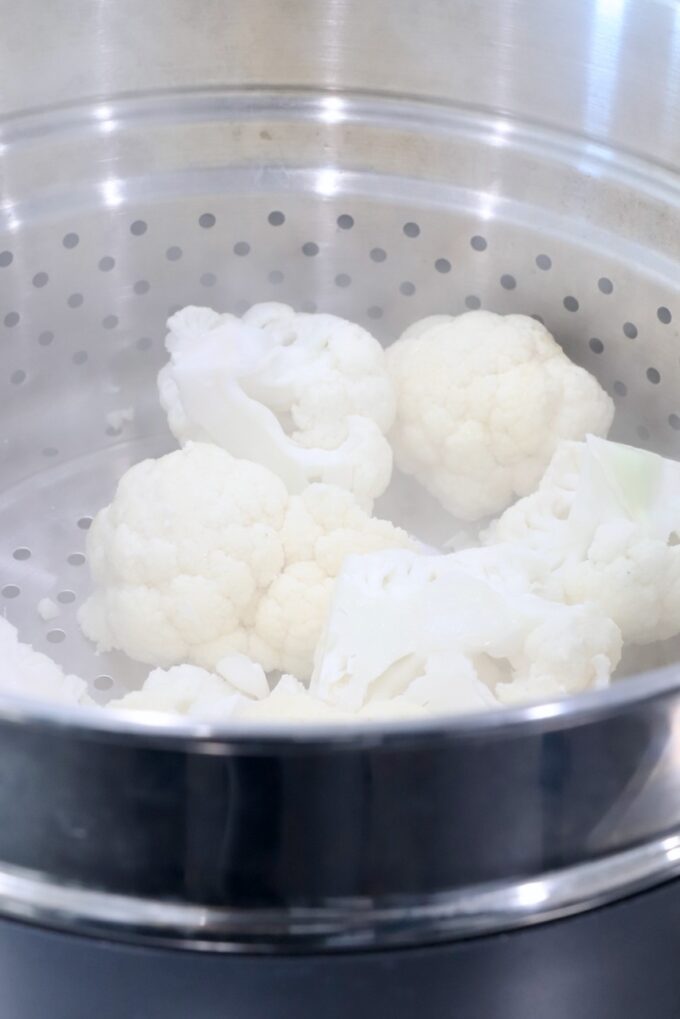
1,0,680,1014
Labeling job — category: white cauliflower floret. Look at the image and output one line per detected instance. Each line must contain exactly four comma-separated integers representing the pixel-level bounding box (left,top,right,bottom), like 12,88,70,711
312,547,621,713
0,617,91,706
106,655,272,719
387,311,614,521
253,484,413,676
158,303,396,509
483,440,584,559
484,435,680,645
80,443,288,669
108,664,246,719
79,443,412,678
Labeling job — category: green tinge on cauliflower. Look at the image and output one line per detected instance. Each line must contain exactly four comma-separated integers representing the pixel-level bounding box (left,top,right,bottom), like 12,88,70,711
483,435,680,646
312,547,622,711
0,617,92,707
158,303,396,510
79,442,412,680
387,310,614,521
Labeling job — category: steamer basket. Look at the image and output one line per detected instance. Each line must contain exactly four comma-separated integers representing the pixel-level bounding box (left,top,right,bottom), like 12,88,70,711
2,0,680,1016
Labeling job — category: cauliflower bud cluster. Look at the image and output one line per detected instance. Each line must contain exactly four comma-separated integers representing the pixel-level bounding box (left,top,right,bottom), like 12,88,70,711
483,435,680,646
159,303,396,511
10,301,677,724
312,546,622,715
387,311,614,521
79,442,412,680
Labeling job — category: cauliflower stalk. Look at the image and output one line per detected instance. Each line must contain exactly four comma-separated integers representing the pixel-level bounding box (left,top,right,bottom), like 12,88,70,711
312,547,622,710
387,311,614,521
78,442,412,679
159,303,396,510
484,435,680,645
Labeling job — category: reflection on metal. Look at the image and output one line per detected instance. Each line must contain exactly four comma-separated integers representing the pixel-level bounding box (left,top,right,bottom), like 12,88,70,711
99,178,124,208
314,167,342,196
319,95,348,125
0,833,676,951
585,0,628,138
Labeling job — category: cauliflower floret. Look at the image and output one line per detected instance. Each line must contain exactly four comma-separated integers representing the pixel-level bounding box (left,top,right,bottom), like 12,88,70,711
482,440,583,556
387,311,614,521
253,484,413,676
79,443,412,678
557,529,680,646
0,617,91,706
108,664,247,719
107,652,270,719
158,303,396,509
484,435,680,645
312,547,621,713
79,443,288,669
495,600,619,704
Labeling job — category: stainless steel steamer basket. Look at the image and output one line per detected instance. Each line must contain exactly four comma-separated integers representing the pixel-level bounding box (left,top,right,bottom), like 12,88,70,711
1,0,680,953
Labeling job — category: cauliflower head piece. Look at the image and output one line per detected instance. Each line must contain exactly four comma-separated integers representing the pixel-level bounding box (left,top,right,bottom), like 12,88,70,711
79,443,412,678
312,546,621,713
484,435,680,645
158,303,396,510
387,310,614,521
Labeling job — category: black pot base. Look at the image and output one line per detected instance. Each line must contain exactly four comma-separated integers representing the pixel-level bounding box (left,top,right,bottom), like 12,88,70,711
1,879,679,1019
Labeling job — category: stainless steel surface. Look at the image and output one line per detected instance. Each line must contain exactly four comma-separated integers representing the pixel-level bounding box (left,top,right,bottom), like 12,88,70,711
1,0,680,948
4,0,680,170
0,829,678,951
